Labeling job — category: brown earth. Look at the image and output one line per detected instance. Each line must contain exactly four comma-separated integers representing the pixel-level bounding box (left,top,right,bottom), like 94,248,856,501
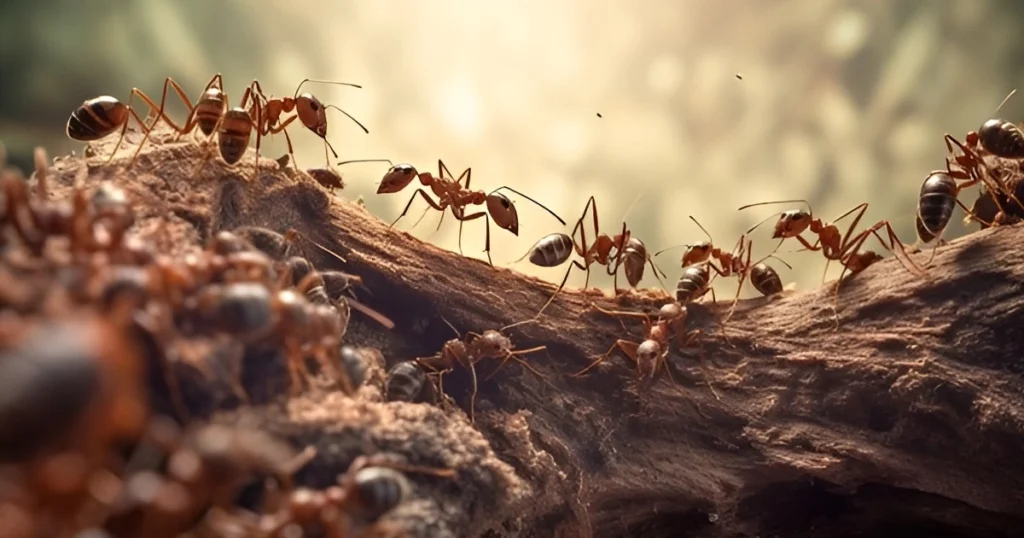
42,132,1024,537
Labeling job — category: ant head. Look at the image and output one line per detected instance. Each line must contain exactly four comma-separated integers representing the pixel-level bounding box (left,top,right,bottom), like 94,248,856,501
774,209,811,239
486,193,519,235
682,241,712,266
636,339,662,373
294,93,328,137
474,330,513,358
377,164,417,194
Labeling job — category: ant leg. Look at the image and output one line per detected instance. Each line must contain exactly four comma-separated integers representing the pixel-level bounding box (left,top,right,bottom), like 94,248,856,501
452,210,487,261
391,189,443,229
106,98,153,165
573,339,639,377
865,221,927,277
126,80,195,166
682,330,720,400
720,246,754,325
482,346,548,383
536,260,587,320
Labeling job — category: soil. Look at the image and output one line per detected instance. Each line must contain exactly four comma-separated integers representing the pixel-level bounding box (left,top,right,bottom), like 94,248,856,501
35,130,1024,537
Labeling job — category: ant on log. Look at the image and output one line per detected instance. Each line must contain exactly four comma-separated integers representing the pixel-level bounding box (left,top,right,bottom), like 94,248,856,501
66,77,194,165
344,159,566,266
518,195,666,320
415,315,548,423
574,301,720,400
739,199,926,306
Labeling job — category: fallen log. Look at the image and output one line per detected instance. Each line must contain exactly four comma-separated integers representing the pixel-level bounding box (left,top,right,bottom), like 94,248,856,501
46,134,1024,538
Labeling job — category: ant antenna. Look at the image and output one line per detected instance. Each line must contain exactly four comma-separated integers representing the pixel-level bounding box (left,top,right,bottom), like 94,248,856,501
293,78,363,99
500,317,540,333
739,199,813,235
652,215,713,257
753,252,794,271
324,104,370,135
436,310,461,339
688,215,714,243
737,198,812,213
337,158,394,167
996,89,1017,113
489,186,567,225
289,228,347,264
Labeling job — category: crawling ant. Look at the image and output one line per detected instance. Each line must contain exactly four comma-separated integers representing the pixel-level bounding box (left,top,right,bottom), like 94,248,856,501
248,78,369,169
518,195,665,319
66,77,193,165
354,159,565,265
654,216,791,320
575,301,720,399
100,420,317,538
416,317,547,423
259,454,455,536
739,199,926,306
187,281,354,396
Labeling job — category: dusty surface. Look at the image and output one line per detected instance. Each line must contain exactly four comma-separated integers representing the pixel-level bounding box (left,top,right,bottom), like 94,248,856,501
43,132,1024,537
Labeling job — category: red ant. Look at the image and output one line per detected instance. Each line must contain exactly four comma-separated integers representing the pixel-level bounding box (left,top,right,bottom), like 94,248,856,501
517,195,666,319
574,301,720,400
415,315,548,423
341,159,566,265
739,199,926,308
248,78,369,170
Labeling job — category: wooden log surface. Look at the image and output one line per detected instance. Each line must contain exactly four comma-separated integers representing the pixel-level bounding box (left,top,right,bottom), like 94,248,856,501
45,133,1024,537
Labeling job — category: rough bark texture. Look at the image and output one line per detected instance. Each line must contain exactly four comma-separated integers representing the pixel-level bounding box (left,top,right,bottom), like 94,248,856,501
46,132,1024,537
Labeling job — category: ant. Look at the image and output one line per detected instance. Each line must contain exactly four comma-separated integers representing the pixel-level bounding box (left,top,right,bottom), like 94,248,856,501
415,316,548,423
351,159,566,265
386,361,432,403
66,77,193,165
247,78,369,170
518,195,665,319
258,454,455,536
739,199,926,307
654,216,792,320
574,301,720,400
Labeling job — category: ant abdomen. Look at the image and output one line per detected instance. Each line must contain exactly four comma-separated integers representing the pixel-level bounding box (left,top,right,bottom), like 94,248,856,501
195,88,227,136
750,262,783,296
351,466,410,522
916,171,957,243
385,361,427,403
622,237,648,288
675,263,710,303
217,108,253,165
66,96,126,141
527,233,573,267
978,118,1024,158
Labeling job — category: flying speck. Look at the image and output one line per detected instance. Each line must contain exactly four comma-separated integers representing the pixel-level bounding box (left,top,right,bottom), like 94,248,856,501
735,73,743,80
596,112,603,118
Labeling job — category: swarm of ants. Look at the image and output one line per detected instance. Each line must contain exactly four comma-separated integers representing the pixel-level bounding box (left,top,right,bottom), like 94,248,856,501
6,72,1022,536
0,144,462,538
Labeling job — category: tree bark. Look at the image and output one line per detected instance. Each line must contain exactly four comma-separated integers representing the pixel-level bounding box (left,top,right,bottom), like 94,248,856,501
48,135,1024,538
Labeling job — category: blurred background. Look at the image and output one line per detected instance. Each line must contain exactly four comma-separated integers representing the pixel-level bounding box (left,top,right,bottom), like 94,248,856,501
2,0,1022,298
